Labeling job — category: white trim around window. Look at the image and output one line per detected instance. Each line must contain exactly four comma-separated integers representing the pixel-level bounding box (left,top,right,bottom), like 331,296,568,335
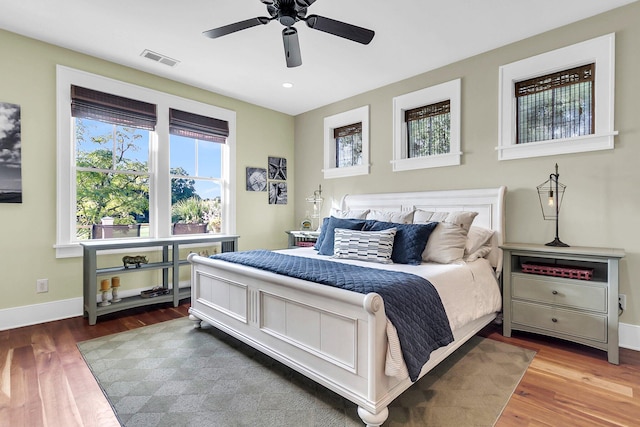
392,79,461,171
323,106,370,179
55,65,236,258
497,33,617,161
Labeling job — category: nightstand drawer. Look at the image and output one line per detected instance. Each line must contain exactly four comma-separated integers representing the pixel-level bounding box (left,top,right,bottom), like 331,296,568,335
512,300,607,342
512,273,606,313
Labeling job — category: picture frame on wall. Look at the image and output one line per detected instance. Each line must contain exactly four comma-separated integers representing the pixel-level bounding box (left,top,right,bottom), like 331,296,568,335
246,167,267,192
0,102,22,203
268,156,287,180
268,182,287,205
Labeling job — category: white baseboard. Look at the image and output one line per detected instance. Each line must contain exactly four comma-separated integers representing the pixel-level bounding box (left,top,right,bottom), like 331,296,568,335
619,322,640,352
2,298,640,354
0,281,191,331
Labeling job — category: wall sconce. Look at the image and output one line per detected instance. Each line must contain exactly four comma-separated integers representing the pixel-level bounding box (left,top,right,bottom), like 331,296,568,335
305,185,324,230
537,163,569,247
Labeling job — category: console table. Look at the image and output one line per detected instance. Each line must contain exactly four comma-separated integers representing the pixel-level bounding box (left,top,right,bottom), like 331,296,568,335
81,234,238,325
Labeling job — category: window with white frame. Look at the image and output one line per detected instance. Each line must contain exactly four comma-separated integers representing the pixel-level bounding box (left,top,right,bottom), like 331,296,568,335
323,106,369,179
498,33,616,160
55,66,236,258
392,79,461,171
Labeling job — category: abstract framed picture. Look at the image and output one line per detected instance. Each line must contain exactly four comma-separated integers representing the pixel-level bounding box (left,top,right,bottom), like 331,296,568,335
268,156,287,180
246,167,267,191
0,102,21,203
268,182,287,205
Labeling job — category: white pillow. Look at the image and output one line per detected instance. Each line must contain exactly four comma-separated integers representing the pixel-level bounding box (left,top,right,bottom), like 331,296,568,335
333,228,396,264
421,211,479,263
422,222,469,263
413,210,448,223
465,226,495,256
330,208,370,219
366,209,415,224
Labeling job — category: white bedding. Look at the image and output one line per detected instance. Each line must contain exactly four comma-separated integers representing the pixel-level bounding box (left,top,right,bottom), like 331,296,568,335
276,247,502,378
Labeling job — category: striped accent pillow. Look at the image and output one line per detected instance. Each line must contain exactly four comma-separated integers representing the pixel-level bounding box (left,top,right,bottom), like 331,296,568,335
333,227,397,264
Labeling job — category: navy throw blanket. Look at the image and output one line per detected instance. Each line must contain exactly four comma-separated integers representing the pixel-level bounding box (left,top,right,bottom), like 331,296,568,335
212,250,454,381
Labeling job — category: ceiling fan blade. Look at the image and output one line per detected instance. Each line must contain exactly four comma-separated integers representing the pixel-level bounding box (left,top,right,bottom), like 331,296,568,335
295,0,317,8
282,27,302,68
305,14,374,45
203,17,270,39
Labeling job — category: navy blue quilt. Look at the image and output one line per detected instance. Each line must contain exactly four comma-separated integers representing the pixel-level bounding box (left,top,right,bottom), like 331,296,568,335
211,250,454,381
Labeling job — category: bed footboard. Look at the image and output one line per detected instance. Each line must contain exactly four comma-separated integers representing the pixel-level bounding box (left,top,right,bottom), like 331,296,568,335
188,253,399,426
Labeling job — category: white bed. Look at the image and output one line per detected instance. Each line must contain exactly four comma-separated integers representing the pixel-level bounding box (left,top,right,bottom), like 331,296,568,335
188,187,506,426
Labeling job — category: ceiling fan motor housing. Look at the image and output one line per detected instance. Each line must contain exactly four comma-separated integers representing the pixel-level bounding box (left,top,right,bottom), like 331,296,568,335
268,0,308,27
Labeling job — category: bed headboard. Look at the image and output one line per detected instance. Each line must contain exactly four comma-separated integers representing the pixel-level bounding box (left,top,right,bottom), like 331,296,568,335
339,186,507,274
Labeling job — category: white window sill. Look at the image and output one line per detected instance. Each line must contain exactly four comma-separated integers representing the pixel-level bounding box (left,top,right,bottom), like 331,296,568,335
391,152,461,171
323,164,370,179
497,132,617,161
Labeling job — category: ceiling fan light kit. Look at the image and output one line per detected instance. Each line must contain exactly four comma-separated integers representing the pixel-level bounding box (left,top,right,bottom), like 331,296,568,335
203,0,375,68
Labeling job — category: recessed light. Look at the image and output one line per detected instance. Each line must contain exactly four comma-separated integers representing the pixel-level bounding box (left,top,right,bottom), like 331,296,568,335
282,82,294,88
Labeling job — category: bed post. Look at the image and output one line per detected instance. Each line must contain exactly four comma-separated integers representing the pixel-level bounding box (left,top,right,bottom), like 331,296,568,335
359,293,390,426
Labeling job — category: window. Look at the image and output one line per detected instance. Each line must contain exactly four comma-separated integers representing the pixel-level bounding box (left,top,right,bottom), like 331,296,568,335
406,100,451,157
323,106,369,179
392,79,461,171
56,66,236,258
498,33,616,160
169,109,226,235
516,64,594,144
334,123,363,168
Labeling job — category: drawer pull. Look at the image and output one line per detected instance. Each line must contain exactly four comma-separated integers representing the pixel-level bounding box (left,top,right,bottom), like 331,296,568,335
552,290,558,295
551,318,558,323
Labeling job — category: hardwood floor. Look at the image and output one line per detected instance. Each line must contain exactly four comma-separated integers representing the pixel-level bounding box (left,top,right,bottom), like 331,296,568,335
1,302,638,427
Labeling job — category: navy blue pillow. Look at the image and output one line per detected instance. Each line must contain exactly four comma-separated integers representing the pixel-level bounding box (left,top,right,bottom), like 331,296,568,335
318,217,367,255
365,221,438,265
313,217,330,250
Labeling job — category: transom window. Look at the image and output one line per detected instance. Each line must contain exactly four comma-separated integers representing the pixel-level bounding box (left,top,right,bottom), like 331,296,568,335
323,106,369,179
515,64,594,144
392,79,461,171
498,33,616,161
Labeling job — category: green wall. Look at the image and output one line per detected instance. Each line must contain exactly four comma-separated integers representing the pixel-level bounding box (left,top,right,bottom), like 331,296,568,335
0,29,294,312
293,3,640,328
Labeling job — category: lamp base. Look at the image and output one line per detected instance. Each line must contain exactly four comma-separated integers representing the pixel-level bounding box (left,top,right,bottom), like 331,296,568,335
546,237,570,247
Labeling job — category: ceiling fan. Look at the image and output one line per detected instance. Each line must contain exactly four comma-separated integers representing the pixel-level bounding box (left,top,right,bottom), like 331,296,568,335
203,0,375,68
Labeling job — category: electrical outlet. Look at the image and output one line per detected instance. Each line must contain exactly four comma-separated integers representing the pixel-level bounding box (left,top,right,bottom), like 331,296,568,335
618,294,627,310
36,278,48,293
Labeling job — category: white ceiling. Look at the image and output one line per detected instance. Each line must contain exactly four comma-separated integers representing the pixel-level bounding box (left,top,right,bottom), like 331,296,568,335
0,0,635,115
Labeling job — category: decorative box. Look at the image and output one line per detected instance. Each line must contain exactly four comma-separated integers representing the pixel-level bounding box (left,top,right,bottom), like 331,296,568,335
521,262,594,280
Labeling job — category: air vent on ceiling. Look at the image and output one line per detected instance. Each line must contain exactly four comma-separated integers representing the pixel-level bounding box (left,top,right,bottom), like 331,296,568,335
140,49,180,67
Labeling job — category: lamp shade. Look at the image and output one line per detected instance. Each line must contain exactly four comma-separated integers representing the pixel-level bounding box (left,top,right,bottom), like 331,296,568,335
537,178,566,220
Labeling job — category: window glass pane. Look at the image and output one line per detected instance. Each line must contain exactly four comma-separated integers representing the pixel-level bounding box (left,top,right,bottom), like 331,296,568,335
171,179,222,234
75,170,149,240
336,133,362,167
170,134,196,175
75,118,149,172
517,81,593,144
407,112,451,158
197,140,222,178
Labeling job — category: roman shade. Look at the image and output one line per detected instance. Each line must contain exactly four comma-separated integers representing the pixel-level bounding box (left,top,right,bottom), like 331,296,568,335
169,108,229,143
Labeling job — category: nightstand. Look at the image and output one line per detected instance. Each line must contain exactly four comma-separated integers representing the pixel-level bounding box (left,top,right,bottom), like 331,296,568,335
286,230,320,249
501,243,625,364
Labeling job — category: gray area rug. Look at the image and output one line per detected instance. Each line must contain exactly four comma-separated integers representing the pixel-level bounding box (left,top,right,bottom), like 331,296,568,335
78,318,534,427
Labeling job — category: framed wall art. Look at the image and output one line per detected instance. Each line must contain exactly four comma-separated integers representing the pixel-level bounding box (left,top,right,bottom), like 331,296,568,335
246,167,267,191
268,182,287,205
0,102,22,203
268,156,287,180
